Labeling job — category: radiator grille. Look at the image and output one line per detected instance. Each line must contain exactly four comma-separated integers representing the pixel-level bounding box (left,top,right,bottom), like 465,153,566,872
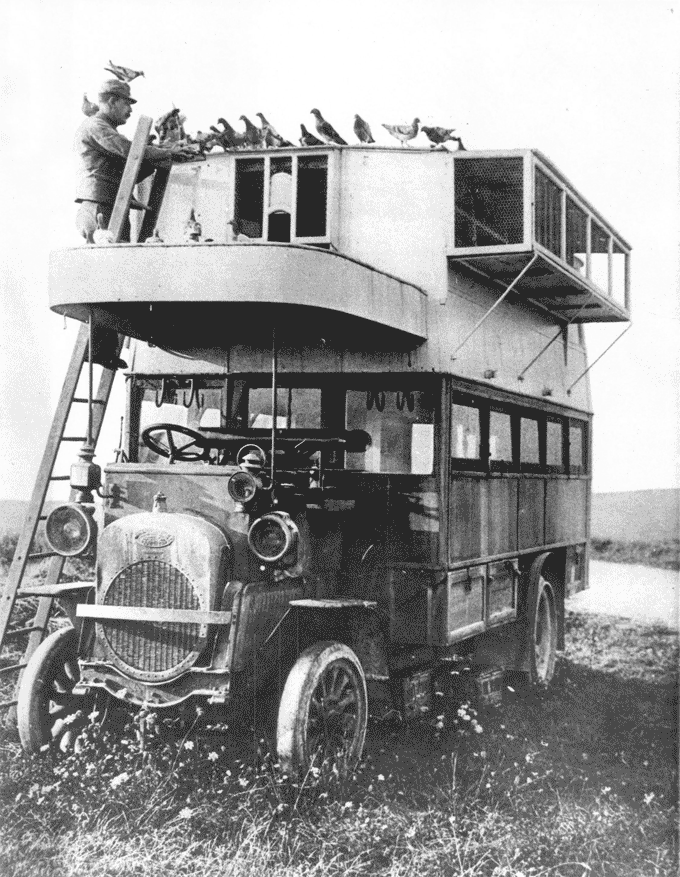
102,560,203,676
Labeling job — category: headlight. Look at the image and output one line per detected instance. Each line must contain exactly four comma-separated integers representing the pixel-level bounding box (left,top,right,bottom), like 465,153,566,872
227,470,259,504
45,504,96,556
248,512,298,564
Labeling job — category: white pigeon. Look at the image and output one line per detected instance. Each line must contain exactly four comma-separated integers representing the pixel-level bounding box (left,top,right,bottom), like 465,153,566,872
93,213,114,245
382,118,420,147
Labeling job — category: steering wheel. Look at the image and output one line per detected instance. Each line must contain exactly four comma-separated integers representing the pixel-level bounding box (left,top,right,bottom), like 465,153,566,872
141,424,210,463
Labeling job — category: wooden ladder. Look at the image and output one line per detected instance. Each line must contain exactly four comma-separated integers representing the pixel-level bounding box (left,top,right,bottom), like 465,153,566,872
0,115,175,717
0,324,124,715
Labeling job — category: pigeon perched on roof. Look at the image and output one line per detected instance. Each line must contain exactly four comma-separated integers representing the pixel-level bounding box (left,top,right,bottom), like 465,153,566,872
239,115,263,148
382,118,420,147
353,114,375,144
256,113,294,148
145,228,164,244
299,124,324,147
452,136,467,151
421,126,456,147
104,61,144,82
310,109,347,145
214,119,246,149
82,93,98,116
155,108,182,143
184,209,202,243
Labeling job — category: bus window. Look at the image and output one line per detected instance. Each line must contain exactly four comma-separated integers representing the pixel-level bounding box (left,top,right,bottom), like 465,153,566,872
248,387,321,429
451,402,482,464
569,421,587,474
546,419,564,471
345,390,434,474
520,416,540,469
489,409,513,470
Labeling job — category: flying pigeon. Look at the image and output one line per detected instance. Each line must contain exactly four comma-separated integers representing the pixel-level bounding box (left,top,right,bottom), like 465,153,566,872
299,124,324,147
239,115,264,148
310,109,347,145
214,118,246,149
353,114,375,144
104,60,144,82
421,126,456,147
256,113,293,148
382,117,420,147
82,93,98,116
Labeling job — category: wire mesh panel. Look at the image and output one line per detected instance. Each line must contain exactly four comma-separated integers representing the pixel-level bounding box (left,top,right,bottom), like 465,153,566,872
535,168,562,257
566,196,588,275
590,219,610,293
454,158,524,248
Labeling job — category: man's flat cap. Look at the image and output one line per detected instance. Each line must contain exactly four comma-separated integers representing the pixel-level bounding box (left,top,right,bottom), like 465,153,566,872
98,79,137,103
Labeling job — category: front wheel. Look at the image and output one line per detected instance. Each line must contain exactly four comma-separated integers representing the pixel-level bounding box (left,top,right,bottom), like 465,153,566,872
17,627,89,754
277,641,368,778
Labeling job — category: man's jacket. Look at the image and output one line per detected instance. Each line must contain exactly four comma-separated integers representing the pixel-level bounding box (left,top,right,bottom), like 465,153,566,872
75,111,172,204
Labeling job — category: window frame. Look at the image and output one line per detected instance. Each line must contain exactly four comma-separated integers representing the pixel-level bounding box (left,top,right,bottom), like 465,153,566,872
450,393,487,472
545,416,566,474
488,405,517,473
568,418,589,475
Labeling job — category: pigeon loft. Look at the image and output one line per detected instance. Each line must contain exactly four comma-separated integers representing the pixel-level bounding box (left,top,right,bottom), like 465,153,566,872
1,130,631,779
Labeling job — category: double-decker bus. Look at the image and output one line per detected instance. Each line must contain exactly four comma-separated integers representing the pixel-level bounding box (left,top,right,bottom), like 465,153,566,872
14,139,630,776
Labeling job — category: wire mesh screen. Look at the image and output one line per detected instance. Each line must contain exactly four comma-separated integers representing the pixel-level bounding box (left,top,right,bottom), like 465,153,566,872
454,158,524,248
535,168,562,257
566,196,588,274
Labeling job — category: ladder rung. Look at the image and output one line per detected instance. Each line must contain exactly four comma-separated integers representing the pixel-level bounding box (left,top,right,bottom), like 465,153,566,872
28,551,58,560
38,515,48,521
0,662,27,676
4,625,45,640
62,436,87,442
49,475,70,481
73,397,106,405
0,699,18,710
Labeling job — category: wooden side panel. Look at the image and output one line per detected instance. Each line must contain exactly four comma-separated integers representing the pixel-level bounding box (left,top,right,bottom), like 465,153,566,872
545,478,588,543
388,568,431,645
488,478,518,555
442,566,485,644
487,560,517,626
518,478,545,549
449,477,482,562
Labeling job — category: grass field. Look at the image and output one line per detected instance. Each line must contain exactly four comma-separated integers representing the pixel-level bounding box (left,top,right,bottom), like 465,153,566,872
0,607,677,877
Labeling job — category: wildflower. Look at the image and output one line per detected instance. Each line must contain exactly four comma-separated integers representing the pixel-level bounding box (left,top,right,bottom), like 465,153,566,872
87,709,100,723
207,751,219,762
184,740,194,750
377,774,385,782
644,792,655,805
435,716,445,730
344,801,354,809
238,776,249,788
179,807,193,819
110,772,130,790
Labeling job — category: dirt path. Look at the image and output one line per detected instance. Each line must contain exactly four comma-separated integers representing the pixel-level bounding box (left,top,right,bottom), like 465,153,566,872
568,560,679,629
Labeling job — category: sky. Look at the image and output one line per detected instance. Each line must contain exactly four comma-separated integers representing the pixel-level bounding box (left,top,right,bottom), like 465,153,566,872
0,0,678,500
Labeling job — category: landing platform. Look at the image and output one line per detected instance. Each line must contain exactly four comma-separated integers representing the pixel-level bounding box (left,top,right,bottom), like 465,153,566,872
48,242,428,350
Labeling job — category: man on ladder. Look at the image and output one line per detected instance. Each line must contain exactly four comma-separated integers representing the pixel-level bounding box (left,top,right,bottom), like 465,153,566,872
74,78,191,243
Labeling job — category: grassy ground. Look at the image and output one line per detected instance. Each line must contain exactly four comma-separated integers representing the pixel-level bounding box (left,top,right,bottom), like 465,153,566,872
0,609,676,877
590,539,680,571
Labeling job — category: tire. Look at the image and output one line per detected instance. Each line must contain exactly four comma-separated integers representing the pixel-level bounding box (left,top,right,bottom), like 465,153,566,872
529,577,558,685
17,626,89,755
277,641,368,778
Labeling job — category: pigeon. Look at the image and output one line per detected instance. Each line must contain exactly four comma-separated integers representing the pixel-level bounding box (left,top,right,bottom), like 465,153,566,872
104,60,144,82
93,213,114,245
216,118,246,149
144,228,164,244
239,115,264,148
147,134,157,144
82,93,98,116
452,136,467,151
353,114,375,144
421,125,456,147
310,109,347,145
256,113,293,148
184,209,202,243
188,131,217,154
155,108,181,143
227,218,251,242
382,118,420,147
299,124,324,147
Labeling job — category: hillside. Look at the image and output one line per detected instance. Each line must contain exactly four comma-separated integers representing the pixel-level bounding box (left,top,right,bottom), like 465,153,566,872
591,489,679,542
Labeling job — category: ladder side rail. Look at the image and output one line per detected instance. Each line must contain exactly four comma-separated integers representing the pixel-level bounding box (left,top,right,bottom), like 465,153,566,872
138,166,171,242
20,337,124,666
0,324,90,648
108,116,154,243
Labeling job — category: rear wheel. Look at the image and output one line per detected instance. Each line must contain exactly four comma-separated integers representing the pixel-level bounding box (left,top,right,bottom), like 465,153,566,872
530,577,557,685
17,627,90,754
277,641,368,778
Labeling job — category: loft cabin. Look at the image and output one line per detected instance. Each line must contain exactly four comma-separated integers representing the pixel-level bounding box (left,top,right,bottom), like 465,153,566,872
48,143,631,409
